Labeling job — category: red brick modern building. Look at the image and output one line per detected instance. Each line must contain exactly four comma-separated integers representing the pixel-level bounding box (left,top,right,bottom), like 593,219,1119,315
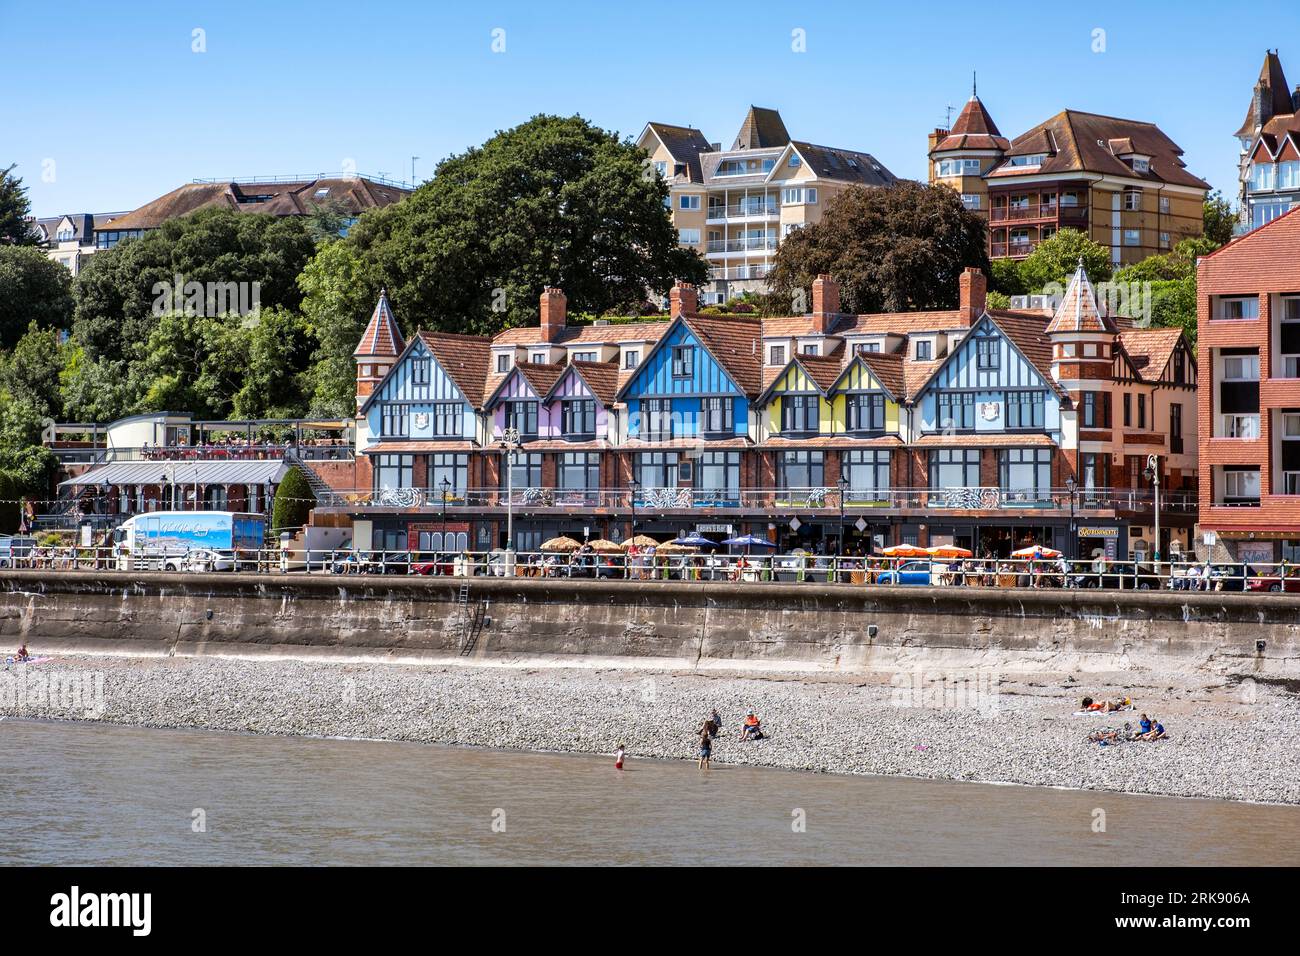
1198,206,1300,565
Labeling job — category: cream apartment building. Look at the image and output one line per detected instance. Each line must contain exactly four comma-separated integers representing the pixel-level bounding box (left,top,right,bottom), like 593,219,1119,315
638,107,898,304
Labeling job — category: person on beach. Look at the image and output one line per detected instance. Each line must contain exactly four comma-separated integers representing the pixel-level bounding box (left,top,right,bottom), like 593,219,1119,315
15,643,30,662
739,709,762,742
1142,719,1166,741
1137,713,1152,736
707,709,722,738
697,729,712,770
614,743,626,770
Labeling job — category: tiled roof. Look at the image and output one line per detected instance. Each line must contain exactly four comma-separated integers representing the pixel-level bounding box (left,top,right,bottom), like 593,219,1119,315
417,331,493,408
932,95,1011,152
1045,263,1115,334
622,437,752,449
984,313,1069,400
788,142,898,186
762,435,904,448
1237,51,1295,138
733,106,791,149
564,361,621,406
645,122,712,183
514,362,565,398
360,440,475,454
1118,328,1183,383
834,310,968,335
904,358,944,398
987,111,1209,191
682,314,764,397
354,291,405,357
98,176,409,232
911,433,1056,448
855,351,906,400
491,318,669,347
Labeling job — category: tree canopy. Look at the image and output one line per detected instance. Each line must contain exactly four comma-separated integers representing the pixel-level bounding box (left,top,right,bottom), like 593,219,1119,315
767,181,989,314
1202,190,1237,247
0,245,74,349
0,164,38,246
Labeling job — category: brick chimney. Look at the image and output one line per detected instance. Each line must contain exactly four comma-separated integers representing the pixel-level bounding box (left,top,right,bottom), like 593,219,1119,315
959,267,987,325
669,281,698,319
812,274,840,333
540,287,566,342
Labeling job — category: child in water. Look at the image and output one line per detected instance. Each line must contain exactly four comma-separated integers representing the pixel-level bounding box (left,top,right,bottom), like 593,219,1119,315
614,743,626,770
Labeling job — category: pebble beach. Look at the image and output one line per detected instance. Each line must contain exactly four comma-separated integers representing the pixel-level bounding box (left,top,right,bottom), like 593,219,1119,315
4,653,1298,805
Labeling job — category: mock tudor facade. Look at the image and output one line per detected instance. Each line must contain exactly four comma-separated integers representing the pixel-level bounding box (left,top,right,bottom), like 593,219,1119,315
312,267,1197,561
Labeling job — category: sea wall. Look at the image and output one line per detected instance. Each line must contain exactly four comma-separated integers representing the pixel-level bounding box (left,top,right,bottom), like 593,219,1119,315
1,571,1297,677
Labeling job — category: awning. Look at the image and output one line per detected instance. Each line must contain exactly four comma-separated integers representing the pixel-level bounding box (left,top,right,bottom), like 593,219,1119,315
60,459,290,488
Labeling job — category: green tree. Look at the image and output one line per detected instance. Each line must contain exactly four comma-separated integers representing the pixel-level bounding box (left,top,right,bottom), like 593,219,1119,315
767,181,989,313
0,164,38,246
1016,229,1112,291
298,240,384,415
59,348,134,424
301,113,706,351
988,258,1027,296
0,245,74,347
271,466,316,532
1203,190,1236,247
71,207,316,362
231,306,315,419
2,323,65,419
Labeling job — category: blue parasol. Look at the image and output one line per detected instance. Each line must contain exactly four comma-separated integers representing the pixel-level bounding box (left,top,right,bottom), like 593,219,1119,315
669,534,718,548
722,534,777,548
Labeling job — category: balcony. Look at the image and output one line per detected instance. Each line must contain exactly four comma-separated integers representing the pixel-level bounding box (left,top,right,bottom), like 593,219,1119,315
990,240,1038,259
706,202,779,223
706,237,778,255
709,265,770,281
989,203,1088,225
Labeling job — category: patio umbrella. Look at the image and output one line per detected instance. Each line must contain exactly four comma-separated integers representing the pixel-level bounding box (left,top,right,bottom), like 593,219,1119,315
879,544,930,559
670,534,718,548
1011,545,1062,559
928,545,973,559
540,536,583,553
623,534,660,550
722,534,777,549
655,541,697,554
585,538,623,554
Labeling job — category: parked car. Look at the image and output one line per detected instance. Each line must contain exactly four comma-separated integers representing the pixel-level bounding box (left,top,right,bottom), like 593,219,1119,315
0,535,36,568
1079,561,1163,590
184,548,237,573
1244,566,1300,593
410,552,454,576
1168,562,1248,592
874,560,950,586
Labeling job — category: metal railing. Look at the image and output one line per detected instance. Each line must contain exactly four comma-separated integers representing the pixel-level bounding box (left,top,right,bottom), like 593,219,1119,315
705,237,778,254
2,547,1291,593
706,203,780,221
315,485,1197,513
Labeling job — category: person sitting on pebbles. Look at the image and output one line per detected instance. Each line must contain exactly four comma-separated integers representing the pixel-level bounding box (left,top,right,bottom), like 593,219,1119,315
739,709,763,742
1141,718,1167,741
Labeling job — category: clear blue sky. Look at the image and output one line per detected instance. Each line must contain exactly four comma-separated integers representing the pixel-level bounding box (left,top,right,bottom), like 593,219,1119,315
6,0,1300,218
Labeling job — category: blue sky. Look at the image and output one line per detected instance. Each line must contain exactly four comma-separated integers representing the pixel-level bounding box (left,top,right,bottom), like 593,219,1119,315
6,0,1300,218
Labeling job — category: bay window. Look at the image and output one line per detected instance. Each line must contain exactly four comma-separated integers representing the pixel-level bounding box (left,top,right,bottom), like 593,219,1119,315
841,450,890,503
845,393,885,433
374,454,413,491
502,452,542,490
1005,390,1045,430
701,397,733,435
781,395,819,433
505,400,538,438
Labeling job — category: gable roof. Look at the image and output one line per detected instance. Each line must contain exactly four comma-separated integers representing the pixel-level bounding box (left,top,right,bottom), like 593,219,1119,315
1045,262,1116,334
733,106,791,149
483,361,564,409
987,110,1209,191
911,312,1067,402
784,142,898,186
491,318,669,348
643,122,712,183
756,352,843,404
354,291,405,358
560,361,620,406
682,314,764,397
1117,328,1186,383
416,331,493,408
853,351,906,401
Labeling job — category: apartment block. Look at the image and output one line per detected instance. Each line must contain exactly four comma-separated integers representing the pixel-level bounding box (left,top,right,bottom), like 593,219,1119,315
1198,206,1300,565
637,107,898,304
929,92,1209,266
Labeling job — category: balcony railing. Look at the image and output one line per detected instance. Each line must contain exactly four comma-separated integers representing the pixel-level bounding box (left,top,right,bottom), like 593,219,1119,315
706,203,780,222
706,237,778,254
989,203,1088,223
318,485,1196,514
990,240,1038,259
709,265,770,281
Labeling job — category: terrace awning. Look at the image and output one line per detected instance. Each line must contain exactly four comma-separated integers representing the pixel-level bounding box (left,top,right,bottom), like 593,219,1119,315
59,459,290,488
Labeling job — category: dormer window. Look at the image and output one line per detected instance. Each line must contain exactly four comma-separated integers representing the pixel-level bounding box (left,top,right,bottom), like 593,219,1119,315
1131,157,1150,173
915,340,933,361
672,346,694,378
801,343,819,356
769,344,786,366
1007,153,1047,167
496,353,512,373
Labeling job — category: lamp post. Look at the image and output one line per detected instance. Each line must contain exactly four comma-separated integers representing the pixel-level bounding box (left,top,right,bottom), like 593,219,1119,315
440,475,451,555
836,476,848,556
1066,475,1077,563
629,476,640,541
1145,454,1161,571
502,426,520,554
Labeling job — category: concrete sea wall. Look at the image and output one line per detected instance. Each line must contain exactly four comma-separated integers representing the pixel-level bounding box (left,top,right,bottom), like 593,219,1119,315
2,571,1298,678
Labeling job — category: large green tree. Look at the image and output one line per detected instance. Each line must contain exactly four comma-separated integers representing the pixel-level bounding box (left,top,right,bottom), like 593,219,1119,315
767,181,988,313
299,113,707,413
1016,229,1112,291
71,207,317,362
0,245,74,348
1202,190,1237,247
0,164,38,245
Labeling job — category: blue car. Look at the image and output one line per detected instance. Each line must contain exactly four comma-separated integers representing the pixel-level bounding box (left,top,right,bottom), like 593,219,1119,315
874,560,942,586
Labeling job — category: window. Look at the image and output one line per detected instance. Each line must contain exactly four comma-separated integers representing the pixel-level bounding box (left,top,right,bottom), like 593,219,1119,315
572,351,597,363
938,159,982,176
846,393,885,433
929,449,980,488
1137,393,1147,430
412,358,431,385
696,451,740,501
531,352,547,363
624,349,640,369
1223,467,1261,503
854,342,881,354
1007,154,1046,167
781,187,817,204
961,194,981,210
637,451,678,489
374,454,413,491
679,228,701,244
1123,393,1131,427
1170,403,1183,451
999,448,1051,496
778,451,824,491
1081,392,1111,428
428,453,467,497
644,398,672,439
496,353,511,373
1160,196,1171,214
769,345,786,366
1250,162,1275,192
782,395,819,433
1160,232,1171,248
801,343,819,356
562,399,596,438
679,195,701,210
654,161,667,178
1279,161,1300,190
1005,390,1045,430
976,337,999,370
1124,229,1140,246
1217,297,1259,320
559,452,600,492
434,403,462,437
1131,158,1150,173
788,154,801,167
701,397,733,435
915,340,932,360
671,346,694,378
937,391,975,431
502,452,542,490
505,400,538,437
841,450,890,501
1124,190,1141,211
1222,354,1260,381
381,404,408,437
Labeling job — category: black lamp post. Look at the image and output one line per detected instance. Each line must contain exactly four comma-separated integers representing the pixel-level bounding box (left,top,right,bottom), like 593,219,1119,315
1066,475,1077,562
440,476,451,554
629,476,640,541
836,476,848,556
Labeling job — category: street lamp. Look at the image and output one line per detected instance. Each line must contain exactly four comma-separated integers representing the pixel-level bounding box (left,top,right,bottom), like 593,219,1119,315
629,476,640,541
1144,454,1161,569
440,476,451,555
502,426,520,553
1065,475,1077,562
836,476,848,556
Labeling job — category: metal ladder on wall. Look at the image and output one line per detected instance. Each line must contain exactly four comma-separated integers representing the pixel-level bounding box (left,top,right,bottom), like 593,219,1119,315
456,582,486,656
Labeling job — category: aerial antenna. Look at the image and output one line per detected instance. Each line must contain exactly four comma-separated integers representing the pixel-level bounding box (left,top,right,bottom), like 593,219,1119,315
944,104,956,127
972,70,978,98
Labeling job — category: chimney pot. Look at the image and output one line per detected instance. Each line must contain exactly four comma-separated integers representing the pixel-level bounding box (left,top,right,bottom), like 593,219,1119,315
812,274,840,333
669,281,698,319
